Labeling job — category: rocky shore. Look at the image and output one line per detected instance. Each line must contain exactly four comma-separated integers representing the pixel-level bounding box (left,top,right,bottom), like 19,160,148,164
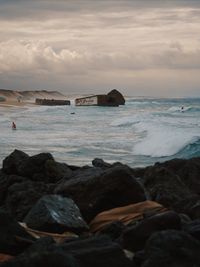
0,150,200,266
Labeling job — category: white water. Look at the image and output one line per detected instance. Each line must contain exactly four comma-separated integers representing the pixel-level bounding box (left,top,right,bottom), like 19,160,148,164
0,97,200,167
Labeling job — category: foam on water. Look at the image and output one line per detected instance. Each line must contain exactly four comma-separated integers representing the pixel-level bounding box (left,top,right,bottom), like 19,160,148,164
0,97,200,167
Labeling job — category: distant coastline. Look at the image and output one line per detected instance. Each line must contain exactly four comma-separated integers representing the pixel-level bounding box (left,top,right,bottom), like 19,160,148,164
0,89,67,108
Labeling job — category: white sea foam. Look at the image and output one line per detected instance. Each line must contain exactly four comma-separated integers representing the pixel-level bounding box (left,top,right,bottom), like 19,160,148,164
132,121,200,157
168,106,191,112
0,97,200,167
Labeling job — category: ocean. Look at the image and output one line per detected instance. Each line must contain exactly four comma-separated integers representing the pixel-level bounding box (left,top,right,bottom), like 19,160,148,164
0,97,200,167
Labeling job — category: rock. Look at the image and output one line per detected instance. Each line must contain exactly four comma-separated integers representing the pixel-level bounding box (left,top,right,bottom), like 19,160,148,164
2,150,29,175
142,230,200,267
0,173,26,205
0,208,35,256
18,152,54,181
173,195,200,219
0,251,79,267
5,181,53,221
121,211,181,252
55,166,146,222
24,195,89,234
143,166,192,208
89,201,166,233
58,235,132,267
96,221,125,241
45,159,73,182
92,158,112,168
152,157,200,194
183,219,200,241
107,89,125,105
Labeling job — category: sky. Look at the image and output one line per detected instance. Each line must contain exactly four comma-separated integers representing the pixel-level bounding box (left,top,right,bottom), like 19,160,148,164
0,0,200,97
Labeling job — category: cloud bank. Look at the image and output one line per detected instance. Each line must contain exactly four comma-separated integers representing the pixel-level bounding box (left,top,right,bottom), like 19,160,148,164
0,0,200,96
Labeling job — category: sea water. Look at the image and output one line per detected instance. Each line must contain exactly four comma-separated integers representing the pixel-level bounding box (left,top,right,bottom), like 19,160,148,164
0,97,200,167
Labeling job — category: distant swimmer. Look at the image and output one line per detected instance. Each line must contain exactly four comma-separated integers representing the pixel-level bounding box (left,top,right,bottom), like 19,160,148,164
12,122,16,130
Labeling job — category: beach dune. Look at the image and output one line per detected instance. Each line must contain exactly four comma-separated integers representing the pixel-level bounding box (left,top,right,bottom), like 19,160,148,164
0,89,66,107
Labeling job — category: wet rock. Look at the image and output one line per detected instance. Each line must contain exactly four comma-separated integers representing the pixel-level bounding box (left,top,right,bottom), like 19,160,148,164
24,195,89,234
142,230,200,267
0,208,35,256
59,235,132,267
2,150,29,175
121,211,181,252
5,181,52,221
55,166,146,222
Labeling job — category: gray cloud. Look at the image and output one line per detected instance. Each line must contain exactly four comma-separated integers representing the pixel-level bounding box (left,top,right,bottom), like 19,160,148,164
0,0,200,96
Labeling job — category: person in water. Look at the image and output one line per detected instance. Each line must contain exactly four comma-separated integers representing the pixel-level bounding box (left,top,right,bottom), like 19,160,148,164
12,122,16,130
181,106,184,112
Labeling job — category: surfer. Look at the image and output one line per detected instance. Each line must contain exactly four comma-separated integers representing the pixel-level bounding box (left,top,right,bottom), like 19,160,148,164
181,106,184,112
12,122,16,130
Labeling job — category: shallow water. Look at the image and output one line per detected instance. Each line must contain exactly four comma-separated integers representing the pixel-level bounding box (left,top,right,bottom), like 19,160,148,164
0,97,200,167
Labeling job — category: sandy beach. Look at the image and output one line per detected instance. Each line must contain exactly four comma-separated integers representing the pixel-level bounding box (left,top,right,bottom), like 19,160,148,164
0,98,35,108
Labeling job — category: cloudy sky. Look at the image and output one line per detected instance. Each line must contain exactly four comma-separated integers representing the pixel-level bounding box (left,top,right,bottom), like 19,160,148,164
0,0,200,97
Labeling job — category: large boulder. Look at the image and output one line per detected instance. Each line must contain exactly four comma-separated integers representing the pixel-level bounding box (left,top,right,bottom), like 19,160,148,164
183,219,200,241
0,173,26,205
58,235,132,267
2,150,29,175
5,181,53,221
121,211,181,252
107,89,125,105
18,152,54,181
55,166,146,222
0,251,79,267
24,195,89,234
151,157,200,194
142,230,200,267
45,159,73,182
0,208,35,256
173,195,200,219
143,166,192,208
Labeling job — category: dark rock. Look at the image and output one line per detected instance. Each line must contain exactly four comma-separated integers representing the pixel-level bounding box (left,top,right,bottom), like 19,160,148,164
133,250,145,266
183,219,200,241
5,181,52,220
143,166,192,208
96,221,125,241
55,166,146,222
0,251,79,267
173,195,200,219
58,235,132,267
107,89,125,105
142,230,200,267
24,194,89,234
152,157,200,194
2,150,29,175
45,159,73,182
18,152,54,181
121,211,181,252
0,208,35,256
0,173,26,205
92,158,112,168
